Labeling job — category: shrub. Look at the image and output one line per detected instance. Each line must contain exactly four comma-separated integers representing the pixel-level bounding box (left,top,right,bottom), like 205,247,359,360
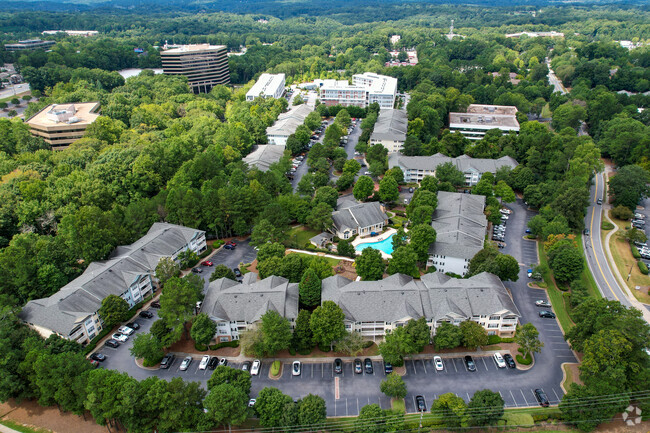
270,360,281,376
612,205,633,220
198,245,214,259
362,340,374,348
208,340,240,350
632,246,641,259
487,335,502,345
601,221,615,230
318,343,331,352
500,337,514,343
639,261,649,275
195,343,208,351
143,354,165,367
516,353,533,365
298,348,312,355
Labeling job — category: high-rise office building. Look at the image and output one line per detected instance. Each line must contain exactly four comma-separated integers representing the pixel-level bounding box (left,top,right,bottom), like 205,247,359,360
160,44,230,93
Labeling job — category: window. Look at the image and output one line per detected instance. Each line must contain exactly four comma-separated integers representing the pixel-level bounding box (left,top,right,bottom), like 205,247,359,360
488,324,499,328
489,315,500,321
220,337,229,342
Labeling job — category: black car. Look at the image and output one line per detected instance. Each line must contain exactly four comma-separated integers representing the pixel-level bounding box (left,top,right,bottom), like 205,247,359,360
534,389,550,407
191,267,203,274
385,363,393,374
150,301,161,309
539,310,556,318
334,358,343,374
139,310,154,319
90,353,106,362
233,268,242,278
354,359,362,374
104,339,120,348
364,358,373,374
583,228,590,236
207,357,219,370
464,355,476,372
596,198,602,205
224,244,235,250
503,353,516,369
160,353,175,369
416,395,426,412
127,321,140,330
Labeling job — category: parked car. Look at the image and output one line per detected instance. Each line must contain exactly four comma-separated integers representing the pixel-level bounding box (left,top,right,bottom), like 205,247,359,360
150,300,161,308
534,389,550,407
292,361,301,376
201,261,213,266
248,398,256,408
112,333,128,342
191,267,203,274
583,228,590,235
90,359,100,368
90,353,106,362
354,359,362,374
127,321,140,330
104,339,120,348
364,358,373,374
251,360,261,375
139,310,154,319
525,229,532,234
497,243,505,249
408,187,414,193
233,268,242,278
464,355,476,372
242,361,251,372
179,356,192,371
199,355,210,370
219,358,228,367
539,310,556,318
208,357,219,370
634,213,645,220
118,325,134,336
384,363,393,374
334,358,343,374
434,356,444,371
224,244,235,250
503,353,516,369
416,395,427,412
494,353,506,368
535,300,551,307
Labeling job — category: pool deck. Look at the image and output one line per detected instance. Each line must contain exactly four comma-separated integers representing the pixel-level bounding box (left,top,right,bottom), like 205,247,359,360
351,228,398,259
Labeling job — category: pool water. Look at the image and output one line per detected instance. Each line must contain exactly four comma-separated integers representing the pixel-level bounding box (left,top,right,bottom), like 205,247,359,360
355,234,395,255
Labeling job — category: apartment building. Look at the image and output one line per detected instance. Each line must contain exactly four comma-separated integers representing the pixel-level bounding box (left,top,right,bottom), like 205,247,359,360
246,73,286,101
19,223,206,345
266,104,314,146
369,109,408,153
27,102,101,148
449,104,520,140
161,44,230,93
321,271,520,340
388,153,519,186
201,273,299,342
243,145,287,172
428,191,487,276
317,72,397,109
330,201,388,240
5,39,56,51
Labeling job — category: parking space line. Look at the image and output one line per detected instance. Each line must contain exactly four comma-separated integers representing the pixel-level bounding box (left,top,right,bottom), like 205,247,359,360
466,392,471,402
510,390,518,407
357,398,359,414
552,388,561,402
346,398,348,416
421,359,427,374
520,389,528,405
453,359,458,372
412,360,417,375
334,377,340,400
481,357,488,371
530,389,539,405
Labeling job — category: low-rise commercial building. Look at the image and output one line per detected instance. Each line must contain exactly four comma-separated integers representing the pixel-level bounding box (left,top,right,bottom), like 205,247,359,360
42,30,99,37
330,201,388,240
266,104,314,146
246,73,286,101
27,102,101,148
369,109,408,153
5,39,56,51
427,191,487,276
505,31,564,38
317,72,397,110
321,271,520,340
201,274,299,342
161,44,229,93
19,223,206,345
449,104,520,140
243,145,287,172
388,153,519,186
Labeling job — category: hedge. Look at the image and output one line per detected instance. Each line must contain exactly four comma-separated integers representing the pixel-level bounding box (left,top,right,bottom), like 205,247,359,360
516,353,533,365
199,245,214,259
632,245,641,259
143,354,164,367
639,261,649,275
318,343,331,352
298,348,312,355
208,340,240,350
270,360,281,376
601,221,615,230
195,343,208,351
487,335,515,345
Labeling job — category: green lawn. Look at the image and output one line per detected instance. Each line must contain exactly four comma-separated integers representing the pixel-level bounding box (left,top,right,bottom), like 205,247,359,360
575,234,602,300
541,103,552,119
537,241,574,332
286,225,320,248
289,252,341,267
0,420,52,433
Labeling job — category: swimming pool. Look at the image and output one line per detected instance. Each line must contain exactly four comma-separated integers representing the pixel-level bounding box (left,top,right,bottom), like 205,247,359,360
355,234,395,255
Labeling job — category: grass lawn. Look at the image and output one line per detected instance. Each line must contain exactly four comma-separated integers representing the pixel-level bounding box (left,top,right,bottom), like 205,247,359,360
289,252,341,268
606,215,650,303
0,420,52,433
502,412,535,427
286,225,320,248
391,398,405,412
574,234,602,300
537,241,574,332
541,103,552,119
0,92,31,104
562,363,577,389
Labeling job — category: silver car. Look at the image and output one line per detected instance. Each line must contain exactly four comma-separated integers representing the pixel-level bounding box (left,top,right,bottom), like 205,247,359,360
179,356,193,371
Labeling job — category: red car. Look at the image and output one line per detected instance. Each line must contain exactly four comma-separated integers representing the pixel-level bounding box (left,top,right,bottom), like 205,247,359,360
226,240,237,247
201,261,213,266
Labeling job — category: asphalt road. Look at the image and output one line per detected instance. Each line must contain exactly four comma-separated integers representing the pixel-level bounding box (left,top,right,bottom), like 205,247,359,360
582,172,632,306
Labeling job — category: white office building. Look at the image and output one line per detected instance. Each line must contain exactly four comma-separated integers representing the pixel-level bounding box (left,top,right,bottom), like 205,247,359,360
449,104,520,140
317,72,397,110
246,73,286,101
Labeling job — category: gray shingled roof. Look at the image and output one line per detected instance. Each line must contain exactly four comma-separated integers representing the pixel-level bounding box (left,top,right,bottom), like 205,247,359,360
388,153,518,173
370,109,407,142
202,274,299,323
243,145,287,172
331,202,387,233
20,223,205,336
321,271,520,323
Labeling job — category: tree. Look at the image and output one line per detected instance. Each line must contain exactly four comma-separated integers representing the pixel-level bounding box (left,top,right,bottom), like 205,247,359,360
209,264,236,281
468,247,520,281
306,202,333,232
548,241,583,283
337,239,355,258
407,224,437,262
608,165,650,210
307,256,334,279
404,318,430,352
129,333,164,365
551,102,586,131
292,310,313,352
336,172,355,191
494,181,516,202
468,390,505,426
251,218,283,246
460,320,488,349
150,319,176,347
409,205,434,225
158,277,201,342
379,327,409,366
255,387,292,428
611,205,633,221
380,372,407,399
207,366,252,395
431,393,467,427
353,176,375,201
203,383,248,428
98,294,130,329
259,310,292,356
435,162,465,187
257,242,286,263
190,313,217,346
434,322,462,349
299,268,322,307
514,323,544,359
298,394,326,427
310,301,346,350
343,159,361,175
392,227,408,251
356,404,386,433
155,257,180,285
333,331,365,356
560,383,626,432
621,227,647,244
386,245,419,277
385,167,404,184
378,176,399,203
313,186,338,209
552,187,590,230
355,247,385,280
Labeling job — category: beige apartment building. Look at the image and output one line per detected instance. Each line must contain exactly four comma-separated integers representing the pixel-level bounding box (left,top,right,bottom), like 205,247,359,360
161,44,230,93
27,102,101,149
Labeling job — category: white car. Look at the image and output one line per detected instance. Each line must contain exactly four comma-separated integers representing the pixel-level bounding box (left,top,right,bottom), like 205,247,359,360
494,353,506,368
118,325,134,336
364,171,371,176
248,398,256,408
251,359,261,376
179,356,192,371
292,360,301,376
500,209,512,215
199,355,210,370
434,356,444,371
111,333,128,342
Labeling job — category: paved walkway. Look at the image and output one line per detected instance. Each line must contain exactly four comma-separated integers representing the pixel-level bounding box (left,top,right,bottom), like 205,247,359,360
0,423,21,433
